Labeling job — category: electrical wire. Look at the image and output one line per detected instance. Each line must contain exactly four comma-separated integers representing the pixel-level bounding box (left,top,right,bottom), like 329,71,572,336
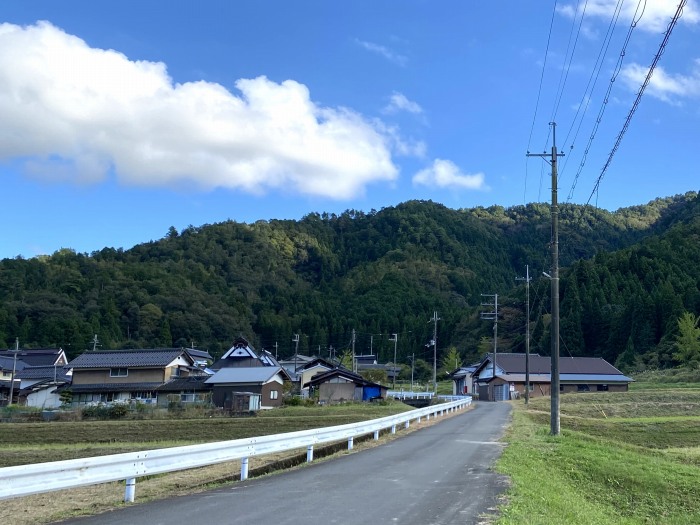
587,0,686,205
566,0,646,201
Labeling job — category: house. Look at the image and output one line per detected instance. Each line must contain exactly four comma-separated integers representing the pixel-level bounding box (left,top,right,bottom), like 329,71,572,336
0,348,68,406
15,365,72,408
185,348,214,369
304,368,389,403
449,365,478,395
206,367,290,409
0,355,24,405
211,337,280,370
355,354,400,384
65,348,197,405
297,357,338,397
473,353,633,401
0,348,68,367
155,375,212,407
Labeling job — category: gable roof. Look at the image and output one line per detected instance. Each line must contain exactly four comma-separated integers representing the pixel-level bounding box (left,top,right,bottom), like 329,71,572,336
67,349,194,369
0,355,26,372
300,357,338,371
0,348,67,367
474,353,632,383
205,366,289,385
156,375,212,392
15,365,71,382
303,367,383,389
213,337,280,369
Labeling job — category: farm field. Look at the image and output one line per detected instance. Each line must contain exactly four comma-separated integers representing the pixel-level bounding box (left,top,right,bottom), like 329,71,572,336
0,401,414,468
495,386,700,524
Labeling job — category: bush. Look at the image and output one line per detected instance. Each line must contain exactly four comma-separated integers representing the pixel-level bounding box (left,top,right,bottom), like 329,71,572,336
81,403,129,420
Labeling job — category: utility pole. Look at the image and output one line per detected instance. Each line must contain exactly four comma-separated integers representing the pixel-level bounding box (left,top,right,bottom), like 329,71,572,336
91,334,100,351
527,122,564,435
292,333,300,379
351,329,356,373
429,311,440,393
408,353,415,392
274,341,278,360
389,333,398,389
517,265,532,405
481,294,499,401
8,338,19,406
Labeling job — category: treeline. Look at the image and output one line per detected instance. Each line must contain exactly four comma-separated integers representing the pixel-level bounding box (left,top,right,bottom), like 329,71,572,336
0,191,698,370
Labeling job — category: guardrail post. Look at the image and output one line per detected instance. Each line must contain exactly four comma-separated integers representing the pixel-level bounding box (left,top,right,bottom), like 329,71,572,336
404,420,409,429
417,416,422,423
348,437,354,450
426,413,430,421
241,457,249,480
373,430,379,440
391,424,396,434
124,477,135,503
306,445,314,462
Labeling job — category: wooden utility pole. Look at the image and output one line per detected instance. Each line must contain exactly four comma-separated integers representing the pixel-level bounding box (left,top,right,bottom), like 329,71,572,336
527,122,564,435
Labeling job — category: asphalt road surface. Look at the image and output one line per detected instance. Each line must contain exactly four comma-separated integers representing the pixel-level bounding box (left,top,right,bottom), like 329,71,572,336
58,402,512,525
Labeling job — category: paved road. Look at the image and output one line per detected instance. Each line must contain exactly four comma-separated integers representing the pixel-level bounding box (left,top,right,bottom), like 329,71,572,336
59,402,512,525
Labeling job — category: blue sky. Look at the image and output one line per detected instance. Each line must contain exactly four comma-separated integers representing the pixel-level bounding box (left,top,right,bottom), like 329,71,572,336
1,1,699,259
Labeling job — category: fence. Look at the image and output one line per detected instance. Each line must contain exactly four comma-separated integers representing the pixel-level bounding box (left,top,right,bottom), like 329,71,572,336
0,396,471,503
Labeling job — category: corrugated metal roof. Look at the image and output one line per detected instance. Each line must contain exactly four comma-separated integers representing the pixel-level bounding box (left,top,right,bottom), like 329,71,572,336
205,367,284,384
67,349,191,369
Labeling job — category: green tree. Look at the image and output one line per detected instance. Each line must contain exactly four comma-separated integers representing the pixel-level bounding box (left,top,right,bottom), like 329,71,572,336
673,312,700,368
441,346,462,374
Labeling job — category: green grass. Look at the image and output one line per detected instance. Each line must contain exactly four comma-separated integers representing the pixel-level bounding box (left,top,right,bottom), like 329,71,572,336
496,391,700,524
0,400,413,467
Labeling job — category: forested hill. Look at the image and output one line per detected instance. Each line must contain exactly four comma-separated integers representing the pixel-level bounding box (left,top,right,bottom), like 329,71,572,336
1,191,698,371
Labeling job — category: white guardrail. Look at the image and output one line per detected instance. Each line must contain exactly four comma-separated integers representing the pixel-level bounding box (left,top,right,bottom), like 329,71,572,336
0,396,471,503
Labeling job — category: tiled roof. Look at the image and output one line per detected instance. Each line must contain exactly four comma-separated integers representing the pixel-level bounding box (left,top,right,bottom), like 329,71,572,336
206,367,286,385
480,353,626,376
0,356,26,371
0,349,66,367
67,349,191,369
68,382,163,393
16,366,71,381
185,349,213,361
156,376,212,392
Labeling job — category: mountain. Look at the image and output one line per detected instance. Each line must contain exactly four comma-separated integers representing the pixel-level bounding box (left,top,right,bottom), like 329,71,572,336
0,191,697,371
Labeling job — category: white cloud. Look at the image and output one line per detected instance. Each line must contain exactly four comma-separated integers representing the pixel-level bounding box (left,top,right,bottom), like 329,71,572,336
412,159,488,191
354,39,408,66
620,59,700,102
383,92,423,114
558,0,700,32
0,21,404,199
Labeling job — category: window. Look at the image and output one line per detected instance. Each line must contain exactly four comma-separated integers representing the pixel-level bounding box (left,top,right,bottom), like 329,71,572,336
110,368,128,377
270,390,278,400
577,384,591,392
597,384,609,391
172,367,181,377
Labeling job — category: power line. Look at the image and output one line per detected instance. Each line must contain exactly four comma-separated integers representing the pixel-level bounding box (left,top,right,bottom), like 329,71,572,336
565,0,645,201
550,0,590,123
587,0,687,205
525,0,560,203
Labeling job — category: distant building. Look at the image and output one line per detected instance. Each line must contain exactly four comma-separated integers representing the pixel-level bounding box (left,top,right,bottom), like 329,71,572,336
473,353,633,401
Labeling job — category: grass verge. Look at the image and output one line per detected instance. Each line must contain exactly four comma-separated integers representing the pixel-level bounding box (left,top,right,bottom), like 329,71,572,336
495,391,700,525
